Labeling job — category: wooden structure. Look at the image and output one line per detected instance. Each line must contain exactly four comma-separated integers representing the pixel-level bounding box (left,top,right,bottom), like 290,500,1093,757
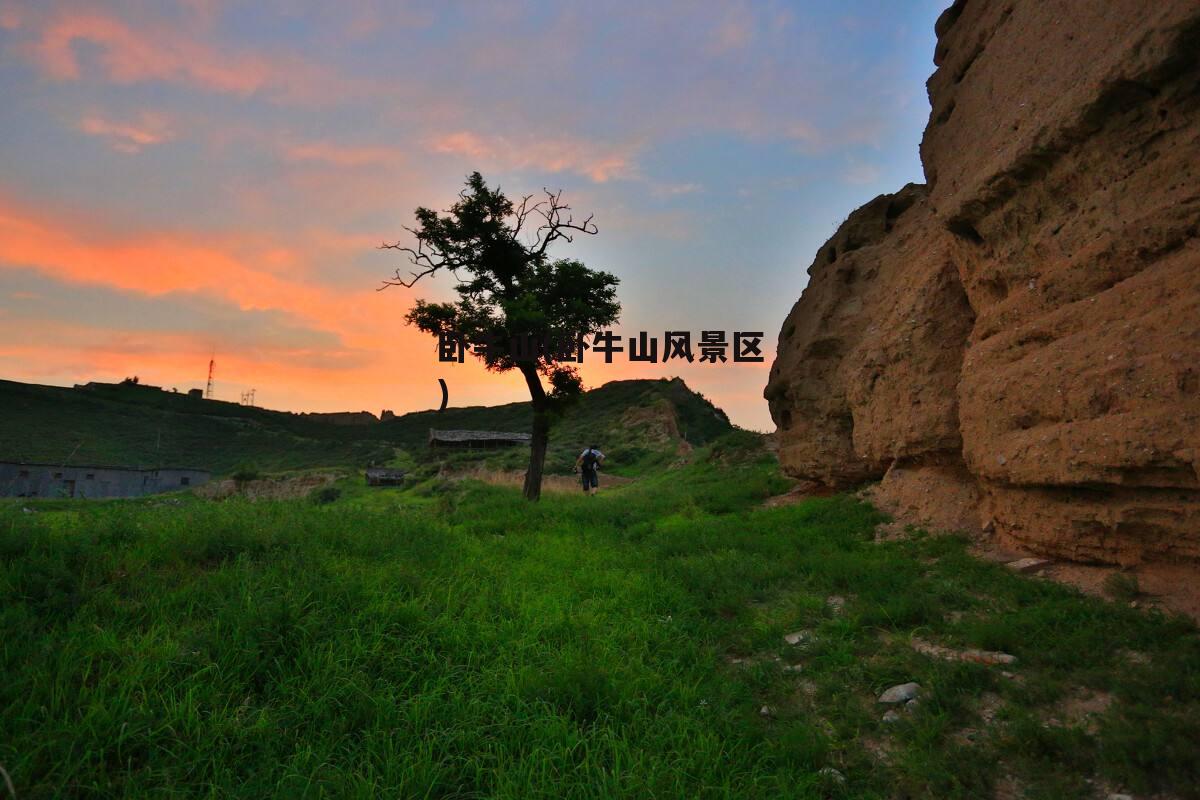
428,429,531,449
365,467,406,487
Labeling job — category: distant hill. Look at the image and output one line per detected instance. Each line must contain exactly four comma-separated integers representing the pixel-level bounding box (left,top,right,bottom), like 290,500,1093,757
0,377,732,477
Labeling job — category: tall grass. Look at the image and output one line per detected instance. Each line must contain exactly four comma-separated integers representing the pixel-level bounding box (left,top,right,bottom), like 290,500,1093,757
1,445,1197,798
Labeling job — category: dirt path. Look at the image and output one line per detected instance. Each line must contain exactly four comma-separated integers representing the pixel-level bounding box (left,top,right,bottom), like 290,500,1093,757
454,468,635,494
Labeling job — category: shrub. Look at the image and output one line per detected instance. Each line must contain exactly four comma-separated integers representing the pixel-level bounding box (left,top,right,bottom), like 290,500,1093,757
231,463,260,484
309,486,342,505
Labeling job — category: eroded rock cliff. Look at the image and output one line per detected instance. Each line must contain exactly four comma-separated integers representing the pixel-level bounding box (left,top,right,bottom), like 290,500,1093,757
766,0,1200,565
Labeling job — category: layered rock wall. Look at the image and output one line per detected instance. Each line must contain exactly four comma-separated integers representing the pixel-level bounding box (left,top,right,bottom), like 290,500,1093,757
766,0,1200,565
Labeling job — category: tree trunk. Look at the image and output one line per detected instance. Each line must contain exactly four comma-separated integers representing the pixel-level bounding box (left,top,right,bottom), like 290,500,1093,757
523,407,550,501
519,364,549,501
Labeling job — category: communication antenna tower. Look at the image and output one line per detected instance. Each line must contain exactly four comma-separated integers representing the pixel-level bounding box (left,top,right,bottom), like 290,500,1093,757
205,357,215,399
240,388,256,406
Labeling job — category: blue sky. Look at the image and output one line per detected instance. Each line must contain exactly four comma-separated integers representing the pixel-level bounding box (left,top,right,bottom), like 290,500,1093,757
0,0,947,429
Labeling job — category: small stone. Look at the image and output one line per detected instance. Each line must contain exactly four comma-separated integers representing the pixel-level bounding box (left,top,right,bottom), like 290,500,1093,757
1107,794,1134,800
759,705,776,718
1006,557,1050,573
782,664,803,673
879,682,921,704
826,595,846,612
882,709,902,723
784,630,810,646
817,767,846,784
911,637,1016,666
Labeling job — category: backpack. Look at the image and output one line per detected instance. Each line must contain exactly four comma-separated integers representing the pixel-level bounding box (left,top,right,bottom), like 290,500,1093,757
581,449,600,471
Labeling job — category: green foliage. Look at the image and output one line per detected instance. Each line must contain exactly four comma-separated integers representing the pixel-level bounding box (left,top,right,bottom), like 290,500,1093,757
308,486,341,505
395,172,621,384
231,463,260,484
1,449,1196,798
705,428,773,465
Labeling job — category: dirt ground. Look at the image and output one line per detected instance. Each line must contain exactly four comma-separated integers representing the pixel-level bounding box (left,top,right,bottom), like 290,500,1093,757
196,472,341,501
445,467,635,494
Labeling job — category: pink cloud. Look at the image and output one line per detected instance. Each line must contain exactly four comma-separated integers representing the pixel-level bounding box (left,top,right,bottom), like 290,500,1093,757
709,11,754,54
26,10,345,104
427,130,640,183
78,111,174,153
0,3,21,30
282,140,400,168
650,182,702,198
842,156,882,185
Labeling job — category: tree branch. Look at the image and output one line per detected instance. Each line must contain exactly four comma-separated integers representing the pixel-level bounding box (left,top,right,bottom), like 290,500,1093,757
531,187,598,258
377,227,471,290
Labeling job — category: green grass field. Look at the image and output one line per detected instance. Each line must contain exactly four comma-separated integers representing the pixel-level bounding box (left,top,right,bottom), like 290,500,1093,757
2,438,1198,798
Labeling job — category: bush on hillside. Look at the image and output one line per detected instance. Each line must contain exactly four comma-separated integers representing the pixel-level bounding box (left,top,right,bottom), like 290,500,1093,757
232,463,260,484
309,486,342,505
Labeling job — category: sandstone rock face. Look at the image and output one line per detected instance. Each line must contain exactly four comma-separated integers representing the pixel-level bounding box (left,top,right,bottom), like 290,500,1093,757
767,0,1200,566
764,185,974,486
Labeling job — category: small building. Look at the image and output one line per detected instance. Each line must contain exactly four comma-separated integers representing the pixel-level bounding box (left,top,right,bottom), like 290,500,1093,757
365,467,406,487
0,462,211,499
76,380,165,393
187,388,204,399
428,429,532,449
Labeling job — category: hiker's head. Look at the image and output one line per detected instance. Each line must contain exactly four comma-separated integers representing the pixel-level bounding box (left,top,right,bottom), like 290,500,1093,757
590,444,598,451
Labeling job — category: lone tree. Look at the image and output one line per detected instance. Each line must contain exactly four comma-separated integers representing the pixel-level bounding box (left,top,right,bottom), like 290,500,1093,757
381,172,620,500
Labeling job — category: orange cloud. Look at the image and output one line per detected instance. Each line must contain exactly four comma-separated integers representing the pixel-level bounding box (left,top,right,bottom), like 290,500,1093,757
0,198,776,423
78,111,174,153
26,10,344,104
0,194,397,350
0,312,530,416
0,197,519,413
427,130,640,183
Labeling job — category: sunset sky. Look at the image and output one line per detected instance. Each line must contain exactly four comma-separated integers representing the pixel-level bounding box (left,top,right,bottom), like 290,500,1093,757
0,1,945,430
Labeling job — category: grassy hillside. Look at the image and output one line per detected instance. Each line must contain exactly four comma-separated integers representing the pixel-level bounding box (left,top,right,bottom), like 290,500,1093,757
0,377,731,477
2,441,1197,798
0,380,393,475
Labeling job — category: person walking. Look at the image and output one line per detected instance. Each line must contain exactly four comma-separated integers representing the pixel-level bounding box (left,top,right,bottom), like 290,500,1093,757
575,444,605,495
